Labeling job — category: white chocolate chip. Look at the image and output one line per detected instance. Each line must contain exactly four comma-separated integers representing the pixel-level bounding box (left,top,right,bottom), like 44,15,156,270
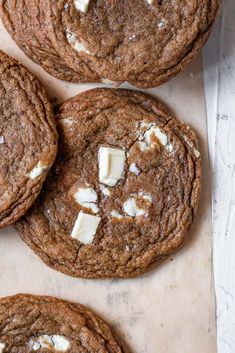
98,146,126,186
73,187,99,214
138,192,152,202
139,121,155,132
0,343,5,353
157,20,165,28
30,335,70,352
0,136,4,144
123,198,145,217
73,41,91,54
71,211,101,244
194,148,200,158
66,31,91,54
129,163,140,175
144,126,168,146
82,202,99,214
28,161,48,179
138,141,148,152
138,122,173,152
111,210,124,219
74,187,97,204
146,0,154,4
74,0,90,13
100,184,110,196
59,117,73,126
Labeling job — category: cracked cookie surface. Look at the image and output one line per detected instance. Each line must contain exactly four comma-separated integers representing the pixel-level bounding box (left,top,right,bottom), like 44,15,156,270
45,0,219,87
0,50,57,228
16,88,201,279
0,294,127,353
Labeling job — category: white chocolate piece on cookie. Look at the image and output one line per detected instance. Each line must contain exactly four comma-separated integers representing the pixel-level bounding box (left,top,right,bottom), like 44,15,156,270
74,187,97,204
123,198,145,217
129,163,140,175
74,0,90,13
73,187,99,213
30,335,70,352
100,184,110,196
59,117,73,126
71,211,101,244
0,343,5,353
66,31,91,54
98,147,126,186
138,122,173,152
28,161,48,179
82,202,99,214
111,210,124,219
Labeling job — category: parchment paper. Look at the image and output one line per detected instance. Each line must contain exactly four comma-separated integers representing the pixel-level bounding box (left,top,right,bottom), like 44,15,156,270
0,19,216,353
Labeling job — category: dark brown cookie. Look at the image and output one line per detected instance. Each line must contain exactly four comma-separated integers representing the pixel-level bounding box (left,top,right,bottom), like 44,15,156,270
45,0,219,88
0,50,57,228
16,88,201,279
0,294,127,353
0,0,98,82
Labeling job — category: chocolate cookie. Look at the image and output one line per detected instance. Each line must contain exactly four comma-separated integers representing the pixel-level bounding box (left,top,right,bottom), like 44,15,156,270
0,0,98,82
0,294,127,352
16,88,201,279
0,50,57,228
45,0,219,87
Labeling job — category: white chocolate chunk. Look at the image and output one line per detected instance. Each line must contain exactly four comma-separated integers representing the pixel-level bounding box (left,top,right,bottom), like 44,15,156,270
98,147,126,186
157,20,165,28
111,210,124,219
138,122,173,152
82,202,99,214
71,211,101,244
28,161,47,179
144,126,168,146
139,141,148,152
123,198,145,217
194,148,200,158
139,121,154,131
74,187,97,204
73,41,91,54
100,184,110,196
30,335,70,352
0,343,5,353
146,0,154,4
138,192,152,202
66,31,91,54
74,0,90,13
0,136,4,144
129,163,140,175
73,187,99,213
59,117,73,126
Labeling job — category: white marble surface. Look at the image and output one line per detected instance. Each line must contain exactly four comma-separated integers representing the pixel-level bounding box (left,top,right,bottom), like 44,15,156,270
204,1,235,352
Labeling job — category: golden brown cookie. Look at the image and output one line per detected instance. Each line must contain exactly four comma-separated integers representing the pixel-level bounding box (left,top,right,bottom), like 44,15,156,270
0,50,57,228
0,0,98,82
16,88,201,278
45,0,219,87
0,294,128,352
